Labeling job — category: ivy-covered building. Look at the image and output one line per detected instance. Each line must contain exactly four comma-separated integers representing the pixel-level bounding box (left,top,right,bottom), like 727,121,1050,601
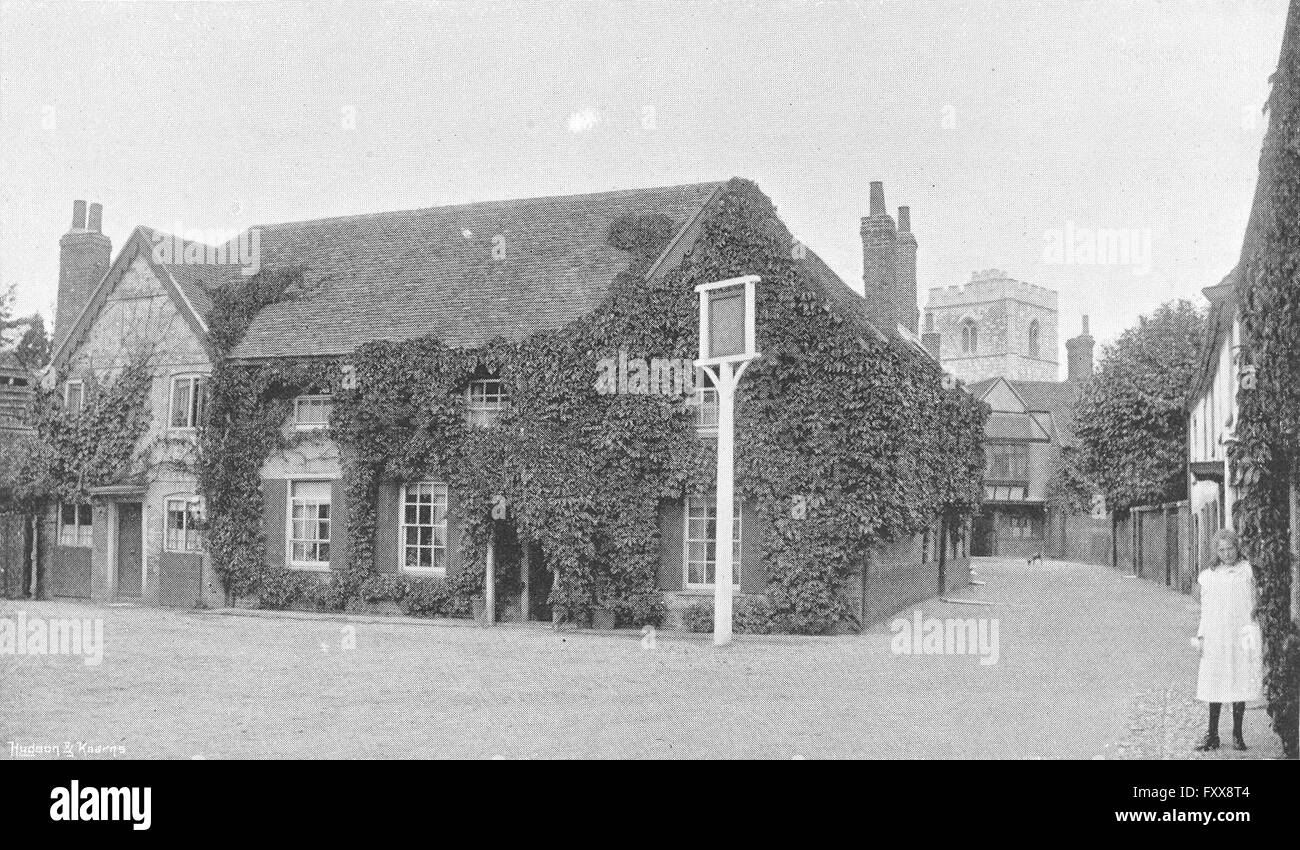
1194,0,1299,756
40,178,987,632
41,201,225,605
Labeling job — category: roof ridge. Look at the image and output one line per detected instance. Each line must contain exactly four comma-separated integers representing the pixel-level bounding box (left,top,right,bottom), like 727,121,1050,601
248,180,730,234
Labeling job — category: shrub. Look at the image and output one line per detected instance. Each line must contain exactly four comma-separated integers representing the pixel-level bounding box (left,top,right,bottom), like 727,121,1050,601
258,568,311,610
358,573,409,605
681,597,785,634
399,577,450,618
616,591,668,628
681,600,713,633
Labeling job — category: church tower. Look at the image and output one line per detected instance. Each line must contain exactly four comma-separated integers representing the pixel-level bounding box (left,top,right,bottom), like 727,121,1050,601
922,269,1059,383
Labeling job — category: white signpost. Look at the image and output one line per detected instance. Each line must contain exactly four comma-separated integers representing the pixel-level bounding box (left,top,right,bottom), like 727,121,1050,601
694,274,760,647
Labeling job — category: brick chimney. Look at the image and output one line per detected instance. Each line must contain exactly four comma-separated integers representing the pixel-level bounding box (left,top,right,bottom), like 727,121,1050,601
55,200,111,351
895,205,919,335
860,181,898,333
1066,314,1094,383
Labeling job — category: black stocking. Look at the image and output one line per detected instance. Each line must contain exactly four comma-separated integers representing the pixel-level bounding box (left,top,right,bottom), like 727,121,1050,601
1232,702,1245,736
1207,702,1221,736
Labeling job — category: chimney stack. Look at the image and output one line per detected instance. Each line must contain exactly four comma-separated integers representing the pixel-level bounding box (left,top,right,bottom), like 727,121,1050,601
55,200,112,351
1066,314,1095,383
895,205,919,335
861,181,899,333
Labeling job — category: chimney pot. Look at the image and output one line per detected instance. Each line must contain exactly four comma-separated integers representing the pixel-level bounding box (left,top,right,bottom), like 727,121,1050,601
869,182,886,217
87,202,103,233
897,206,911,233
1081,314,1090,336
71,200,87,230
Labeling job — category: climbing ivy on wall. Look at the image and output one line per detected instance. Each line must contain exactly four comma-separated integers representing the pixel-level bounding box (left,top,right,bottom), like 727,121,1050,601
1228,11,1300,759
25,352,154,505
199,179,987,633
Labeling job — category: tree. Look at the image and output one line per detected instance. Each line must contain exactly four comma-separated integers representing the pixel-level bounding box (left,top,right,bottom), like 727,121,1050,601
13,314,53,370
0,286,52,369
1071,299,1207,511
0,286,19,348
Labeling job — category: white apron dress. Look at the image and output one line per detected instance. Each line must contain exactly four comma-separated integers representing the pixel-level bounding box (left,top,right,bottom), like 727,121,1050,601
1196,561,1263,703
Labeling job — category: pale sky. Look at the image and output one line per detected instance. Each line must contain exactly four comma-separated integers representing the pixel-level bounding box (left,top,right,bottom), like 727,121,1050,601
0,0,1289,373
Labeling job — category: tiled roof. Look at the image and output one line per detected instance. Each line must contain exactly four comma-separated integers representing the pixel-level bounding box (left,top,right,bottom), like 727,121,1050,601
225,182,726,359
162,262,229,323
1013,380,1080,442
968,376,1080,445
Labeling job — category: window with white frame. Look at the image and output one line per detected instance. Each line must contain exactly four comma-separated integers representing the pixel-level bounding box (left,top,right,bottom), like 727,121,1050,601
688,369,718,435
961,321,978,354
693,386,719,434
64,380,85,415
58,503,93,548
288,481,331,568
292,394,333,430
164,497,204,553
684,496,741,588
169,375,207,430
465,378,508,428
401,482,448,574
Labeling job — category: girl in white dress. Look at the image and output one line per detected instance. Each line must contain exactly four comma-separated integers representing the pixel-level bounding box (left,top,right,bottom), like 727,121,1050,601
1194,528,1263,751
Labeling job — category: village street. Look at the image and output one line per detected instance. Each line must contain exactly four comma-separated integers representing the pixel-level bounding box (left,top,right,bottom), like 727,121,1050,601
0,557,1285,760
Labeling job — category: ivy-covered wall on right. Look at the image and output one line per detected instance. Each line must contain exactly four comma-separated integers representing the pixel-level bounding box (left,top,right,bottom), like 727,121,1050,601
1229,1,1300,759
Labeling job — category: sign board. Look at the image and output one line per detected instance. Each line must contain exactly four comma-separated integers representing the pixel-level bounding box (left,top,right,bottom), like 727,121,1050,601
695,275,759,367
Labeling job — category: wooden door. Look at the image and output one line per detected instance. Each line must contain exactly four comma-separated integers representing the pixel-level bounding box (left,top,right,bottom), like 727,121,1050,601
116,503,143,597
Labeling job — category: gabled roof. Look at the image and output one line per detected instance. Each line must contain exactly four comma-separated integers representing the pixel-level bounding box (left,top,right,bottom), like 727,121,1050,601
53,178,905,370
226,182,727,359
1187,267,1239,409
967,375,1080,445
50,226,215,371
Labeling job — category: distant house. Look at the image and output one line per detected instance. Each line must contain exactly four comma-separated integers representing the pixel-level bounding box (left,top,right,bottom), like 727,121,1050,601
923,271,1098,559
961,373,1084,557
42,179,972,623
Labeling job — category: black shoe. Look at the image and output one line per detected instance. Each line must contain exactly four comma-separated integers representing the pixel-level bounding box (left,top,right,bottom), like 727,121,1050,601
1194,734,1220,751
1232,733,1247,751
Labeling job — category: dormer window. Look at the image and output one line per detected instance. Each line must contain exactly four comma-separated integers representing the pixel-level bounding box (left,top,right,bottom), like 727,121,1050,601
64,380,84,415
292,394,333,430
169,375,207,430
465,378,507,428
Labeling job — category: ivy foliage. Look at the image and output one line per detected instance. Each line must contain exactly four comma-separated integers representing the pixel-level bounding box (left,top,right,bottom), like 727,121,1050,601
197,267,343,601
24,352,154,505
1228,7,1300,759
199,179,987,633
1070,300,1206,512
